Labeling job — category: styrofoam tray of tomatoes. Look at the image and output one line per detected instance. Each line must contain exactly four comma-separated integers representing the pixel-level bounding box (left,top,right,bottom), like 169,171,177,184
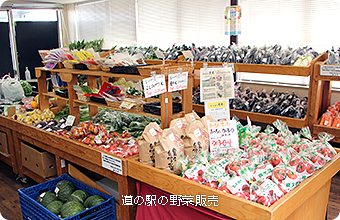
181,120,337,207
55,121,139,158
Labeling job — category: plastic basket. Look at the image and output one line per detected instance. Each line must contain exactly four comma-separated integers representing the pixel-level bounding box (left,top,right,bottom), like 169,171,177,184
110,64,148,75
18,174,116,220
143,102,182,116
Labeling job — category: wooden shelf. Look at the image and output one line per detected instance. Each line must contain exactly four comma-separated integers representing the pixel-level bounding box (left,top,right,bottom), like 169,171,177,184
42,92,69,101
73,99,162,119
128,149,340,220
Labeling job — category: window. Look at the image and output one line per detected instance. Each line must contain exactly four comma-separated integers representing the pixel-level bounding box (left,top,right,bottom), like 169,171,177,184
12,9,57,22
0,11,8,22
75,0,136,49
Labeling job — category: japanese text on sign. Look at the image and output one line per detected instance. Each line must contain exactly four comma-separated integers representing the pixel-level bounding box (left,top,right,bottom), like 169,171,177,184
200,67,234,102
320,65,340,77
208,121,239,157
101,153,123,175
143,74,167,98
168,71,188,92
204,99,230,121
122,194,219,207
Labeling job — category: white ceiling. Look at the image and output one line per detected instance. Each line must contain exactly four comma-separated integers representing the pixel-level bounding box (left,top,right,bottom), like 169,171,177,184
1,0,87,8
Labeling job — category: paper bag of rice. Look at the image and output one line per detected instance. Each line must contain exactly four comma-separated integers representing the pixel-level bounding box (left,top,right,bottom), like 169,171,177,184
184,120,210,160
138,122,163,166
184,112,200,126
155,128,184,174
200,115,215,130
169,117,188,138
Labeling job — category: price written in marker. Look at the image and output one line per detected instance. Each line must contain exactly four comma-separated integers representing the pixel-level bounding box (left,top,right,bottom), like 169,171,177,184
208,120,239,157
142,74,167,98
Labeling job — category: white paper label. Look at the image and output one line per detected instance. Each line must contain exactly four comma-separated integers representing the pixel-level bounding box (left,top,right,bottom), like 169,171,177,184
183,50,194,59
190,114,196,121
149,128,157,136
169,133,175,142
101,153,123,175
54,187,59,194
46,128,52,132
194,129,202,137
204,99,230,121
176,121,183,128
155,50,165,59
142,74,167,98
60,159,66,168
320,65,340,76
65,115,76,126
168,72,188,92
60,124,66,129
40,192,46,199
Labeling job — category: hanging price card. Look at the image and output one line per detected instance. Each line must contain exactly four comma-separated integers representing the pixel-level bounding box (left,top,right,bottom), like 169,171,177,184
143,74,167,98
168,71,188,92
320,65,340,77
208,120,239,157
204,99,230,121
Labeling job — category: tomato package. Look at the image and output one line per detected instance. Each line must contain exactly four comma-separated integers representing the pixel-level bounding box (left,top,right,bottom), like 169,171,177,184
250,179,284,207
88,123,106,135
278,167,301,194
70,127,88,139
296,156,315,180
224,176,250,200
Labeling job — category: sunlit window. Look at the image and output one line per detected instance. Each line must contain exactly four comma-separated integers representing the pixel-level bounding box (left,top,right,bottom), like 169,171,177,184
0,11,8,22
12,9,57,22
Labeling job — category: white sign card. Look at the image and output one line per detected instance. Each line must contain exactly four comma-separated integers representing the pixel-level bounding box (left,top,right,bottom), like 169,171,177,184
200,67,235,102
320,65,340,77
208,120,239,157
182,50,194,59
101,153,123,175
143,74,167,98
204,99,230,121
168,71,188,92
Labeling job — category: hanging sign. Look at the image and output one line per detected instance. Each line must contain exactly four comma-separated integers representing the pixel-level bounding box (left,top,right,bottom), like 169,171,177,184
320,65,340,77
200,67,234,102
204,99,230,121
183,50,194,59
225,6,242,35
168,71,188,92
143,74,167,98
208,120,239,157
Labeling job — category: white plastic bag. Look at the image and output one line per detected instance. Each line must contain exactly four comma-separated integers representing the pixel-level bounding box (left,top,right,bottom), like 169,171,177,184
1,75,25,101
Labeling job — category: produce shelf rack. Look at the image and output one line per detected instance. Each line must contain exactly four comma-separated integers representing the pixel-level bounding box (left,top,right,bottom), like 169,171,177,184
128,150,340,220
180,52,326,129
308,52,340,142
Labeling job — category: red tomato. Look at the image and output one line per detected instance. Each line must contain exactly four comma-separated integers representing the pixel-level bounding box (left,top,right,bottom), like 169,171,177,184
234,192,248,200
297,162,307,173
311,154,325,166
219,185,231,194
289,155,300,167
306,164,315,174
228,161,240,172
287,170,298,180
204,181,218,189
271,154,283,166
242,185,250,197
273,168,286,182
122,144,129,151
197,169,204,175
186,175,203,183
241,159,252,167
130,146,139,154
257,196,272,206
322,148,335,159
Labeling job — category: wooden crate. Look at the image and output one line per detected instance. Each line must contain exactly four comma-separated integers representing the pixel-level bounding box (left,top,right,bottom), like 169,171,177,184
128,148,340,220
137,63,194,77
313,117,340,142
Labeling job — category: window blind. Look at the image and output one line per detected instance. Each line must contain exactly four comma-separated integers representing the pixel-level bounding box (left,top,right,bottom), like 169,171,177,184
75,0,136,49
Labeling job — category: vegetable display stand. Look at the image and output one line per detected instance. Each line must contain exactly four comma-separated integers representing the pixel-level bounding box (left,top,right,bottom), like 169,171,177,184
128,150,340,220
186,52,326,129
308,52,340,142
0,116,18,174
35,67,194,128
18,174,116,220
7,116,137,220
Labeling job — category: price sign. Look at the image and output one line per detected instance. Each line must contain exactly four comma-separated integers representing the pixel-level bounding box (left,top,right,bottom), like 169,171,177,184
155,50,165,59
168,71,188,92
143,74,167,98
320,65,340,77
182,50,194,59
208,120,239,157
101,153,123,175
204,99,230,121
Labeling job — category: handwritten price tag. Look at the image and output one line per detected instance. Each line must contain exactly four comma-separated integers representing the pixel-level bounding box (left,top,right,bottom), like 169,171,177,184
143,74,167,98
168,72,188,92
208,120,239,157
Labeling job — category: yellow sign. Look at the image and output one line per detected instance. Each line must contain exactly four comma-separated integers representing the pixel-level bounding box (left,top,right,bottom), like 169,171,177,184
208,101,226,109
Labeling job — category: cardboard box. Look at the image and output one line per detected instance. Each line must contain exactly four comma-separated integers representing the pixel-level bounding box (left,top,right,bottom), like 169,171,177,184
0,131,9,154
21,142,57,178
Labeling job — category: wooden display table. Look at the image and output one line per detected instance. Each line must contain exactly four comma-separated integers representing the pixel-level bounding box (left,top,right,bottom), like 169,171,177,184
0,117,18,174
181,53,326,129
128,151,340,220
308,53,340,142
1,115,136,220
